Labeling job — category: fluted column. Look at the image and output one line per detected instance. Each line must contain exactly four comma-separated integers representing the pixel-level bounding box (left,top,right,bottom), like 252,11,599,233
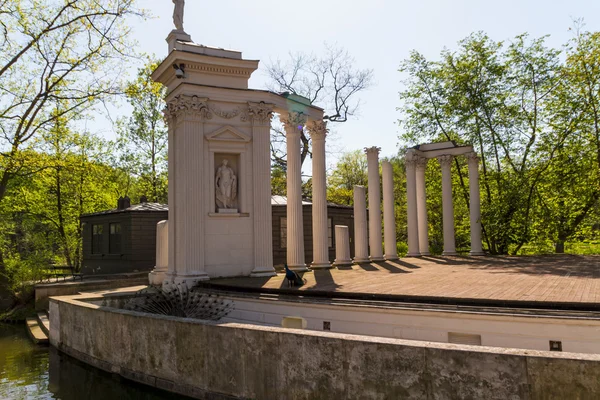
250,102,277,277
308,120,331,269
165,114,176,283
149,220,168,285
415,156,430,256
364,147,384,261
405,150,420,257
382,161,398,260
467,152,485,256
438,155,456,255
165,94,211,286
333,225,352,266
353,185,370,263
282,112,308,271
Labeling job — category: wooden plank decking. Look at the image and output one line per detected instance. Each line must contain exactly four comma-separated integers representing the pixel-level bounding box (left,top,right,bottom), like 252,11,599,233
207,255,600,308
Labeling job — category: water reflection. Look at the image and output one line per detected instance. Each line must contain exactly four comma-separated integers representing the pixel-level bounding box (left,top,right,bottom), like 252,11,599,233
0,324,187,399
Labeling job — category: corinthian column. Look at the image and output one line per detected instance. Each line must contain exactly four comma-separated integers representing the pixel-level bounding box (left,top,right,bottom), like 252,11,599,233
308,120,331,269
353,185,370,263
333,225,353,266
249,102,277,277
364,147,384,261
405,150,420,257
382,161,398,260
164,94,212,286
438,155,456,255
416,156,430,256
466,152,485,256
282,112,308,271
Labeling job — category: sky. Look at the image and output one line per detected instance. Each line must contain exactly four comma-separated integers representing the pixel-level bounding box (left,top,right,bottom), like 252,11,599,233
115,0,600,168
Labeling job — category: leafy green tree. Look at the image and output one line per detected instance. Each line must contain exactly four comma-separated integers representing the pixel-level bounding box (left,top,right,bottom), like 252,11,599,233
326,150,368,206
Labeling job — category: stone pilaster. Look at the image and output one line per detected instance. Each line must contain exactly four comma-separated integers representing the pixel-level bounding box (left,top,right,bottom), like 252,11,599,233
364,147,384,261
149,220,169,285
282,112,308,271
381,161,398,260
466,152,485,256
405,150,420,257
416,156,430,256
249,102,277,277
438,155,456,255
333,225,353,266
353,185,370,263
308,120,331,269
164,94,212,286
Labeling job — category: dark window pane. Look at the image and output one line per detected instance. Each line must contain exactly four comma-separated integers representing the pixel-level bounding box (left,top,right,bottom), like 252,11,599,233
109,223,122,254
92,224,103,254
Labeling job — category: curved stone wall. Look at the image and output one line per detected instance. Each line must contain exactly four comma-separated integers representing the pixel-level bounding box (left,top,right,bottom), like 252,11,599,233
49,294,600,399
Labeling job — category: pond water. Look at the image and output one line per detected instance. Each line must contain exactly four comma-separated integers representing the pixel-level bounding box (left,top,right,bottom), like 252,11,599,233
0,323,187,399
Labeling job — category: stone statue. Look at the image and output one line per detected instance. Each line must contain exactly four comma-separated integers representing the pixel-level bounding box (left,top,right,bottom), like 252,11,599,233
215,159,237,209
172,0,185,31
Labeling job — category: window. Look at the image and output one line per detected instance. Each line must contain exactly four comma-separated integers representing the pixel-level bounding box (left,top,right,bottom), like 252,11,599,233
92,224,103,254
280,217,287,249
109,223,122,254
328,218,333,248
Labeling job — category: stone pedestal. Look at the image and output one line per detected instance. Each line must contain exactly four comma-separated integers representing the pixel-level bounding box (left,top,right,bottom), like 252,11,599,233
353,185,370,263
149,220,169,285
382,161,398,260
167,30,192,52
365,147,384,261
308,121,331,269
333,226,353,266
439,155,456,255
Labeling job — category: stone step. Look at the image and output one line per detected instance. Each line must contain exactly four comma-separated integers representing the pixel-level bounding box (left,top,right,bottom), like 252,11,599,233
26,317,49,345
36,311,50,336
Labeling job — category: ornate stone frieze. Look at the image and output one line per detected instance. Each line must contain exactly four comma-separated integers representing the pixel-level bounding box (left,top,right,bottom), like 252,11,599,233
307,120,328,140
208,104,241,119
364,146,381,156
280,112,307,134
243,101,275,124
437,154,454,168
164,94,212,122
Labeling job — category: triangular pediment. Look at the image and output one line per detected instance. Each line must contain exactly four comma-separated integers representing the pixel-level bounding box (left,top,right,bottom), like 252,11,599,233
206,125,250,143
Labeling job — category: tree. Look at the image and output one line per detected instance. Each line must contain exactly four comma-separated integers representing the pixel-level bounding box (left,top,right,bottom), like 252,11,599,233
265,45,373,170
326,150,368,206
116,57,168,203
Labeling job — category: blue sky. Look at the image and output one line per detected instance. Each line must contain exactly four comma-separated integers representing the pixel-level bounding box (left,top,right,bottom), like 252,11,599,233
117,0,600,167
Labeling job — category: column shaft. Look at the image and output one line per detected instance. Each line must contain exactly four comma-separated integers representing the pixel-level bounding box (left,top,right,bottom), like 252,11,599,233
467,152,485,255
309,121,331,269
333,225,352,266
166,123,176,282
406,151,420,257
353,185,370,263
149,220,168,285
283,114,307,271
416,157,430,256
382,161,398,260
439,155,456,255
365,147,384,261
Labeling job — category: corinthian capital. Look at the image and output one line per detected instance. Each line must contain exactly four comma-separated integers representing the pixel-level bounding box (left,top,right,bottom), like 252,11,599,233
465,151,480,164
415,155,428,170
280,112,307,135
307,120,328,140
405,149,419,168
164,94,212,122
246,101,274,125
364,146,381,157
437,154,454,168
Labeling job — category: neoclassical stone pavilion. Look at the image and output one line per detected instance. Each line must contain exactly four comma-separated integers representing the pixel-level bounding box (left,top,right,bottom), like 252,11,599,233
405,142,484,257
149,16,331,285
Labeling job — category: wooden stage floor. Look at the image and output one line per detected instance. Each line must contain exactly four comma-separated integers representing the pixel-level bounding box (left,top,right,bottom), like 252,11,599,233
207,255,600,309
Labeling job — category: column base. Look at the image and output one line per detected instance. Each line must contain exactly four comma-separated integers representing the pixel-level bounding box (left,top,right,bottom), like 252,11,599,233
288,264,309,272
148,269,167,286
442,251,457,256
469,251,486,256
170,272,210,289
384,255,399,261
353,257,370,264
406,252,422,257
310,262,333,270
332,260,352,267
419,251,431,256
250,266,277,278
369,256,385,262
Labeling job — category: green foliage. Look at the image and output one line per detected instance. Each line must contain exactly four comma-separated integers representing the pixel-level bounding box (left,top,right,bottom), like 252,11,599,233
327,150,368,205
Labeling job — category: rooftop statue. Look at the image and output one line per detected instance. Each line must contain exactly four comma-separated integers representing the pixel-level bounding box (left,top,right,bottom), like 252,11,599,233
172,0,185,31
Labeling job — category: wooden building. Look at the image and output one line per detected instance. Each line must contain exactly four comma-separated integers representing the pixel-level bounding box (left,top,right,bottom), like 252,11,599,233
81,196,355,275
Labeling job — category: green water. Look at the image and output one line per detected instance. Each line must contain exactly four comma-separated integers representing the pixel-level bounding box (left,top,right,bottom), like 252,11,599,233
0,324,187,399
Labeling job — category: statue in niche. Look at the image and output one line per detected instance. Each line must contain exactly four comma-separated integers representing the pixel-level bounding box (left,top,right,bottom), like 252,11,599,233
215,159,237,210
172,0,185,31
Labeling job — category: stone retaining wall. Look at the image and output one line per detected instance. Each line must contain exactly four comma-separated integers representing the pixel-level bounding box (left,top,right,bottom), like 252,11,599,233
49,295,600,400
